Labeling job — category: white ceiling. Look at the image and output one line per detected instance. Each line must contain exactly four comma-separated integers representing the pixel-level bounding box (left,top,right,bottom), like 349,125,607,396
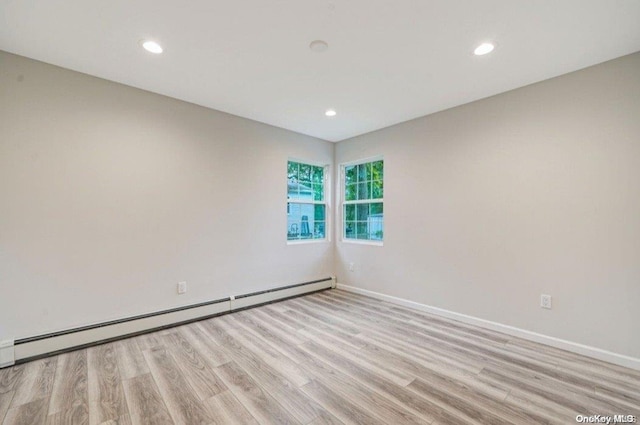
1,1,640,142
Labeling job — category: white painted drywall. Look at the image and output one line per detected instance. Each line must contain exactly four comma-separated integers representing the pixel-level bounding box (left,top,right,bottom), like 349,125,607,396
335,52,640,358
0,51,333,342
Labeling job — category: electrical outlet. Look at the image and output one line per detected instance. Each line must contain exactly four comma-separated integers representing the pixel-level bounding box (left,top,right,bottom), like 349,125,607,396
349,262,355,272
540,294,552,309
177,281,187,294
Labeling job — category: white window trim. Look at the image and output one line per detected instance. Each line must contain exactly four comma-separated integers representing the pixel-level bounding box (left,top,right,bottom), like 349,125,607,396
339,156,384,246
287,159,331,245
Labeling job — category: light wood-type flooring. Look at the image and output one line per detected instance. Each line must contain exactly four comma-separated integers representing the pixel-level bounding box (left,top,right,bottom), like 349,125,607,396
1,289,639,424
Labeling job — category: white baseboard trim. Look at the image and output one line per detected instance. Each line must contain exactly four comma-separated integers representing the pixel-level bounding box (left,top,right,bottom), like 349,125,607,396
6,277,334,367
336,283,640,371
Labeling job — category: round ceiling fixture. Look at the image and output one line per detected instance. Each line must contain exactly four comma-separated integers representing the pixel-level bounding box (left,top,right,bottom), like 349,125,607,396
325,109,337,117
474,42,494,56
142,40,163,54
310,40,329,53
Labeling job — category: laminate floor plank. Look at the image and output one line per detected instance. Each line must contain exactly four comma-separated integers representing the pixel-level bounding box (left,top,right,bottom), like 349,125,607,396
209,317,312,388
229,311,311,364
114,339,149,380
595,385,640,410
162,331,226,400
297,327,416,387
0,366,25,395
356,333,509,400
299,379,380,425
257,306,306,331
45,403,90,425
3,398,48,425
306,410,345,425
0,392,15,424
296,323,367,351
300,296,482,373
238,309,309,346
133,333,163,352
178,325,230,368
299,354,426,425
207,321,326,423
142,348,211,425
478,366,634,419
283,300,361,335
87,344,128,425
298,340,467,425
10,358,57,408
203,390,258,425
506,337,640,380
310,297,529,378
121,373,174,425
302,300,487,376
297,295,492,375
214,361,300,425
283,309,367,350
97,414,131,425
407,376,552,425
505,389,584,423
47,350,88,418
1,289,637,424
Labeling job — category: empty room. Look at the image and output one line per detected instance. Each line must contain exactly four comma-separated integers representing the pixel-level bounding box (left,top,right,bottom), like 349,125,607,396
1,1,639,424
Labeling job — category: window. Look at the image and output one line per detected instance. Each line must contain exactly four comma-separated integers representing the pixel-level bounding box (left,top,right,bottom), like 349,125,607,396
342,159,383,242
287,161,327,241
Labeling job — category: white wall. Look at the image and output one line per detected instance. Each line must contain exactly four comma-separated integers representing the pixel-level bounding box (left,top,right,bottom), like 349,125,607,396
0,51,333,342
335,52,640,358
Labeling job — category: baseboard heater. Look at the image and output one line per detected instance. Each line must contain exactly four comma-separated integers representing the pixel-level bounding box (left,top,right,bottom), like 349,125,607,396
8,277,334,366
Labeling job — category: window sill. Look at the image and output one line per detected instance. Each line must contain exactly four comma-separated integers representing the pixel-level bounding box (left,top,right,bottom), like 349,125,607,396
340,239,384,247
287,239,329,245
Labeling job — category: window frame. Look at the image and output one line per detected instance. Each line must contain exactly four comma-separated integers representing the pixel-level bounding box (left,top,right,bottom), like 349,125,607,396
287,158,330,244
340,156,384,246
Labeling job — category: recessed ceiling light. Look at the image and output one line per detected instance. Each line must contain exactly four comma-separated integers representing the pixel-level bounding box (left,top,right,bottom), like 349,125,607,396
142,40,163,54
325,109,337,117
474,42,494,56
310,40,329,53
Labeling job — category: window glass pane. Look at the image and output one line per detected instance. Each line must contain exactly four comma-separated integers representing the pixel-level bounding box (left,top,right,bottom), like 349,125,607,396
344,221,356,239
357,181,371,200
299,163,311,183
313,221,325,239
313,183,324,201
356,203,369,221
312,166,324,184
345,165,357,184
372,160,383,181
344,204,355,221
356,222,369,239
314,204,325,221
300,214,312,238
369,203,384,240
345,183,357,201
371,227,383,240
372,179,383,199
357,164,370,182
370,202,383,215
287,161,299,182
288,182,312,201
288,202,324,240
